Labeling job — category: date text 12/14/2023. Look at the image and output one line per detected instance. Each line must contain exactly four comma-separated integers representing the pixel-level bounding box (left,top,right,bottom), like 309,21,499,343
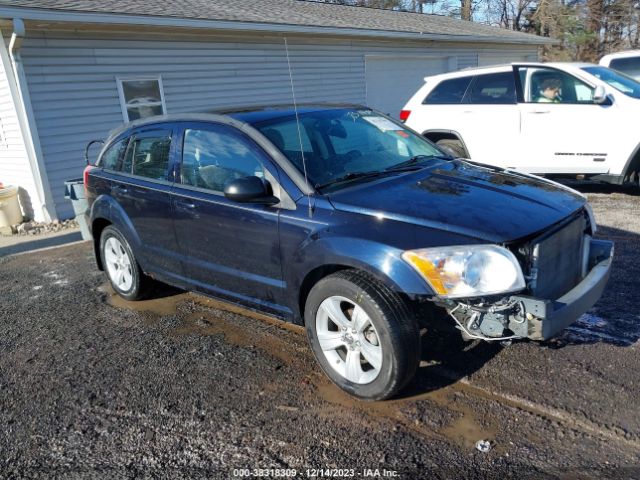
231,468,400,477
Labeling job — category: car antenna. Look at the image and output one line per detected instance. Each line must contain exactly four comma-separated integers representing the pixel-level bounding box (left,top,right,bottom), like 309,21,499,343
284,37,313,217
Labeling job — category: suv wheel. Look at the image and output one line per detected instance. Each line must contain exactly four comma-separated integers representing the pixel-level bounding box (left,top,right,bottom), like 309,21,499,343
436,139,467,158
305,270,420,400
100,226,149,301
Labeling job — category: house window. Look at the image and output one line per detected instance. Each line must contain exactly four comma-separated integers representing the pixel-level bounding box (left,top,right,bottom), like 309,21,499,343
117,77,166,122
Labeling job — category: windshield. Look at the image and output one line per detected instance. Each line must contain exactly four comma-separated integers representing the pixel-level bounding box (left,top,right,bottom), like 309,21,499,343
582,66,640,99
253,109,446,190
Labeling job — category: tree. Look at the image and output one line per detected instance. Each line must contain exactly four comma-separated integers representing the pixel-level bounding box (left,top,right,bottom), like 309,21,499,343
461,0,473,19
313,0,640,60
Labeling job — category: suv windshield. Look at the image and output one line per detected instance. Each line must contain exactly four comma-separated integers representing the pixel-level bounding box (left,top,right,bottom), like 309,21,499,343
582,66,640,99
253,109,446,191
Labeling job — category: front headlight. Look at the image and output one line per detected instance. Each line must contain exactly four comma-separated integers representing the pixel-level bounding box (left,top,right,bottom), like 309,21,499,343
402,245,525,298
584,203,597,234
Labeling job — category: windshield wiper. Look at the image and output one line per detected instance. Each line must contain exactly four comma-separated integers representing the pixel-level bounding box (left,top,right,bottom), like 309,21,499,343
315,154,453,190
315,170,394,190
385,154,452,171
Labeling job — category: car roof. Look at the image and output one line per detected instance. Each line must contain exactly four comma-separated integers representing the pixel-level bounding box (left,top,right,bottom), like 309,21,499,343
422,61,599,82
601,50,640,61
215,103,369,123
105,103,369,140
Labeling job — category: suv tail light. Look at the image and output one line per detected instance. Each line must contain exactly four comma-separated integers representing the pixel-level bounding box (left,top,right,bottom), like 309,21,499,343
83,165,95,195
399,110,411,122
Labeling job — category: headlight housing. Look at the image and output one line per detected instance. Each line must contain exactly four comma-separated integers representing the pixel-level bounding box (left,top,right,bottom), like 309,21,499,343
402,245,526,298
584,203,597,234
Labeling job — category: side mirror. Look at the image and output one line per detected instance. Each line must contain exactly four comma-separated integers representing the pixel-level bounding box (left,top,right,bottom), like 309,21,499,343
224,176,279,204
593,85,608,104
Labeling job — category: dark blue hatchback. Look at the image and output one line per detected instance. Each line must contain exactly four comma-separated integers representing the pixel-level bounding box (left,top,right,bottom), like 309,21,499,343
85,105,613,400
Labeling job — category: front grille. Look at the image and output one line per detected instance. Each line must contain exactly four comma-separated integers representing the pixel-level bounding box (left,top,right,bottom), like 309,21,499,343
527,214,587,300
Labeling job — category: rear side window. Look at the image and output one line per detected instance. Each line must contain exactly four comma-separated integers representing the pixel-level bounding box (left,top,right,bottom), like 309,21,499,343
423,76,473,104
609,57,640,79
181,126,265,192
464,72,516,104
122,131,172,180
98,138,128,171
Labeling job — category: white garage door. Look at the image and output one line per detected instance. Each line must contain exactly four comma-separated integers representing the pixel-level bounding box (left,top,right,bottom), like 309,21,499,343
365,55,449,119
478,52,538,67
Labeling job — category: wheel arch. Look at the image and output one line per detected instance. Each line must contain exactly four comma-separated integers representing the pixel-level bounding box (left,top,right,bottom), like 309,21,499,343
293,238,434,324
422,129,470,157
620,142,640,183
92,217,112,270
89,194,144,271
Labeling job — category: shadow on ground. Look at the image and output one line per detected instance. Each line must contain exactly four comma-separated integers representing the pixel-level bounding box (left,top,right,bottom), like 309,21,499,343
0,231,84,257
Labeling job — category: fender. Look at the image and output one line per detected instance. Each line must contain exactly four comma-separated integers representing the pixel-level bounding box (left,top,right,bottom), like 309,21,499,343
89,194,148,271
289,235,435,320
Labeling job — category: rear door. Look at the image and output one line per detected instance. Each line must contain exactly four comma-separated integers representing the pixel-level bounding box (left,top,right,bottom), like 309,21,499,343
170,122,286,315
111,127,182,274
457,71,521,167
515,65,615,174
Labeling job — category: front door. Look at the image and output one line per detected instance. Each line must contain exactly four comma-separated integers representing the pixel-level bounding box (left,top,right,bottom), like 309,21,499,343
515,65,615,174
170,122,286,315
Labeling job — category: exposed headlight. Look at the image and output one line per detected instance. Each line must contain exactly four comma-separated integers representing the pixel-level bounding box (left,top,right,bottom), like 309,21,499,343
584,203,597,234
402,245,526,298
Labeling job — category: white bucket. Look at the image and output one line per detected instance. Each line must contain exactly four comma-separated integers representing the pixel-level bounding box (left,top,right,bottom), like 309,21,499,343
0,185,23,228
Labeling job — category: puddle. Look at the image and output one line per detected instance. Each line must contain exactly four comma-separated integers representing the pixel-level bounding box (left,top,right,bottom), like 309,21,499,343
99,284,188,316
313,378,496,451
575,313,608,328
561,312,636,346
171,310,298,366
99,283,304,366
100,281,498,451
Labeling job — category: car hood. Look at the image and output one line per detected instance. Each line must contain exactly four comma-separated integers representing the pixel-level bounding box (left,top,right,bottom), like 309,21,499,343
327,160,586,243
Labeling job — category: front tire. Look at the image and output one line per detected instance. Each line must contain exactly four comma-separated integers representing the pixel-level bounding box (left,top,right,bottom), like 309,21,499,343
305,270,421,401
100,226,150,301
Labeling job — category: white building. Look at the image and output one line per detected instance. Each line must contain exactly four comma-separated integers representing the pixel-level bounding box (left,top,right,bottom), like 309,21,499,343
0,0,549,221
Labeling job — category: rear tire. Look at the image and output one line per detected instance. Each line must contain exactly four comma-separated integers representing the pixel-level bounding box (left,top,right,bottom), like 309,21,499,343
305,270,421,401
436,138,468,159
100,225,150,301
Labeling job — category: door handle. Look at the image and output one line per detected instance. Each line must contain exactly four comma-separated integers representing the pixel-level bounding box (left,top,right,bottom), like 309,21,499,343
530,109,550,114
175,200,196,210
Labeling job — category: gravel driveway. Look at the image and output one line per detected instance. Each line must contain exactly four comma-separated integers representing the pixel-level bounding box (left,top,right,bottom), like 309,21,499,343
0,185,639,478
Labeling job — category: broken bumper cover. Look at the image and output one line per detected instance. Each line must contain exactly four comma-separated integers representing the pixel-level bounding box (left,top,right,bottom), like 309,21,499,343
513,239,614,341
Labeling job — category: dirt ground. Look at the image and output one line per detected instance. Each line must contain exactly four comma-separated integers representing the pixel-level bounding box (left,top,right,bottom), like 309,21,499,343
0,185,638,479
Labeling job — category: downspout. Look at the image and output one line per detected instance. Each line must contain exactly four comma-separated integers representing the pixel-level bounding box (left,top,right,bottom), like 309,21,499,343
7,18,55,221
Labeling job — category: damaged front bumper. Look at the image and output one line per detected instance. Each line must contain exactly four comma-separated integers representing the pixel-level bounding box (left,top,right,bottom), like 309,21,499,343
446,239,614,341
516,239,614,341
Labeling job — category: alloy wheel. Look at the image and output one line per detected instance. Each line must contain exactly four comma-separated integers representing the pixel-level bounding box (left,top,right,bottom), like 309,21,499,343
104,236,134,292
315,296,383,384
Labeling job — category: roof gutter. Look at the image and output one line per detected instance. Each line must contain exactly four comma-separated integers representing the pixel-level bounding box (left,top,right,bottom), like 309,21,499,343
6,18,56,221
0,6,554,45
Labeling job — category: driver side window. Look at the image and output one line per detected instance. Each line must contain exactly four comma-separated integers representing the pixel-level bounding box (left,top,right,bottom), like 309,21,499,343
181,126,265,192
517,67,595,104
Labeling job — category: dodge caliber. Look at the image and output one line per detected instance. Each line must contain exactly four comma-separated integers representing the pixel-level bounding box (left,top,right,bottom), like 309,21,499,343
84,105,613,400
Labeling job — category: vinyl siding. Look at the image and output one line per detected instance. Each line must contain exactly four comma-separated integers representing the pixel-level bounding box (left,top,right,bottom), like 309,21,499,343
0,32,40,221
17,29,539,219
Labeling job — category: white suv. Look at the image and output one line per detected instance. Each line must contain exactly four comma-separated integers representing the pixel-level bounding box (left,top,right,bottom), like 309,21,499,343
401,63,640,186
600,50,640,80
